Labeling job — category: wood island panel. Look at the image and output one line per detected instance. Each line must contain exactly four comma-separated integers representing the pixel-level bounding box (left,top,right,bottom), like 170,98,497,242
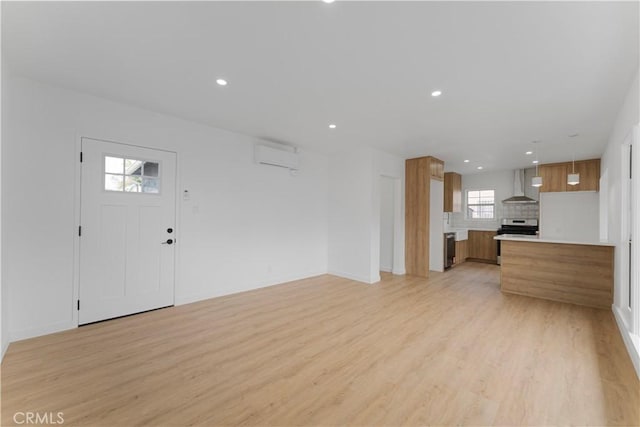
500,240,614,309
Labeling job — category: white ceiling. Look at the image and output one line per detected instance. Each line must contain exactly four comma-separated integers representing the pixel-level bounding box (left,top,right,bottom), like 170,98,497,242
2,1,638,173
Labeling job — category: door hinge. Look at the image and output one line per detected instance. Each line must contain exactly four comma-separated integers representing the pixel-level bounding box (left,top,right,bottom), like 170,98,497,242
77,300,80,310
78,226,82,237
80,152,83,163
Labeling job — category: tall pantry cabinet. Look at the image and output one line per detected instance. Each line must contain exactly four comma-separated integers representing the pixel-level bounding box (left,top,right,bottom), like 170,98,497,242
405,156,444,277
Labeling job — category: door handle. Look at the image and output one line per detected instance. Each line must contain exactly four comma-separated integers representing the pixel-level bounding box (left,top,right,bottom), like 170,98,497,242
162,239,174,245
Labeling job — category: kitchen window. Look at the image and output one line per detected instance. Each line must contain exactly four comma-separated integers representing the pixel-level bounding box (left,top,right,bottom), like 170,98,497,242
466,190,495,219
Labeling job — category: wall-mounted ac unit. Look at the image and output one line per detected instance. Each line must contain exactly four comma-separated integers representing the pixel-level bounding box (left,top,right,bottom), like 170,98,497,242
254,144,299,170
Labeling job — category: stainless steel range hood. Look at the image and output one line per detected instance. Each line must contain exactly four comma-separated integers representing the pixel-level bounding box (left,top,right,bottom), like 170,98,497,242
502,170,538,204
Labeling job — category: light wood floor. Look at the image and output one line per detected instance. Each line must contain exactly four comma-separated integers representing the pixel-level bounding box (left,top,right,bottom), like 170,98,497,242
2,263,638,426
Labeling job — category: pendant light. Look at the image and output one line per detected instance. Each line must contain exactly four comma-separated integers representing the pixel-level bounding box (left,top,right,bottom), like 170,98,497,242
567,135,580,186
532,142,543,187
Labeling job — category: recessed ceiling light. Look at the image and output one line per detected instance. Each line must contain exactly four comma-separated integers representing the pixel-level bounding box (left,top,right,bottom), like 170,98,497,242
322,0,335,3
431,90,442,97
329,124,337,129
477,166,483,170
532,160,539,164
525,151,533,155
464,159,470,163
216,78,227,86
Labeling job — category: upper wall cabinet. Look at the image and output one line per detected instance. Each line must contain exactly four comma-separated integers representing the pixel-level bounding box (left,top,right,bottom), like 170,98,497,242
444,172,462,212
539,163,568,192
566,159,600,192
538,158,600,193
429,158,444,181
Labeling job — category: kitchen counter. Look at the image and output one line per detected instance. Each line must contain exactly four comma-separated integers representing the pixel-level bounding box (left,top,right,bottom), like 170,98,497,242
494,234,615,247
466,227,499,231
498,238,614,309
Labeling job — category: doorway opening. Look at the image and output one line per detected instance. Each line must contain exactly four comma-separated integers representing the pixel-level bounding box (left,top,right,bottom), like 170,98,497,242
378,175,403,277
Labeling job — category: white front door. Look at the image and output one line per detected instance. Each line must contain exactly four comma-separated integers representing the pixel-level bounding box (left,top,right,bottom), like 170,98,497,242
79,138,177,325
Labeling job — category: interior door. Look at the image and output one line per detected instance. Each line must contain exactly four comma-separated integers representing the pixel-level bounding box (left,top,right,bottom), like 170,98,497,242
79,138,177,325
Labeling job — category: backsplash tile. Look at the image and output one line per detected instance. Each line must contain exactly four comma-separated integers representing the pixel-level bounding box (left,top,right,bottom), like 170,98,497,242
502,203,539,219
450,203,539,230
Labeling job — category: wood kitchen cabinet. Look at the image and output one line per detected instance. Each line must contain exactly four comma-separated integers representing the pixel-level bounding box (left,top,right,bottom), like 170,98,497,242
538,163,567,193
467,230,497,263
444,172,462,213
566,159,600,192
538,159,600,193
429,158,444,181
405,156,444,277
454,239,468,265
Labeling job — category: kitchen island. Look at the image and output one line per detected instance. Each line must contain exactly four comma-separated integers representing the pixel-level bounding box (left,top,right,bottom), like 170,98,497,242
494,235,614,309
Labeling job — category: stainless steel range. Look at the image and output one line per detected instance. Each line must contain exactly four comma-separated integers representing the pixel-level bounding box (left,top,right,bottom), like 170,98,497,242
496,218,538,265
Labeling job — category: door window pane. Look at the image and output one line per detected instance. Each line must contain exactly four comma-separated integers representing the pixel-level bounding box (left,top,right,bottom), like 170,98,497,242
104,155,160,194
124,176,143,192
105,157,124,174
126,159,143,176
105,174,124,191
143,162,159,177
142,178,159,193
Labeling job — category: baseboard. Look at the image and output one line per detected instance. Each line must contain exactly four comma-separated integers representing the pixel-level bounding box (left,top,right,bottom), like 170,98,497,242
327,270,378,284
2,338,9,361
466,258,498,265
381,267,406,276
175,269,328,306
10,320,76,343
613,304,640,379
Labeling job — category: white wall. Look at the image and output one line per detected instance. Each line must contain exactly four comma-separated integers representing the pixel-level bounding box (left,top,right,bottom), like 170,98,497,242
2,74,329,342
539,192,599,242
601,69,640,378
379,176,394,272
328,146,405,284
0,45,7,359
327,147,375,283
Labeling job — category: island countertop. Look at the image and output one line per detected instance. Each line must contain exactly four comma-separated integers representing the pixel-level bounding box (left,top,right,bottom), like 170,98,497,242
494,234,614,247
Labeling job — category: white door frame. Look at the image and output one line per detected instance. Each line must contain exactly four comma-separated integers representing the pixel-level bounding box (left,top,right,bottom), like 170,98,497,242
373,174,404,279
72,134,180,327
619,131,633,328
379,175,396,273
632,126,640,336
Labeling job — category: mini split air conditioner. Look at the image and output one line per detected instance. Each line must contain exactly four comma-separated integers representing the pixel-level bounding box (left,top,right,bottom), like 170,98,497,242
254,144,299,170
